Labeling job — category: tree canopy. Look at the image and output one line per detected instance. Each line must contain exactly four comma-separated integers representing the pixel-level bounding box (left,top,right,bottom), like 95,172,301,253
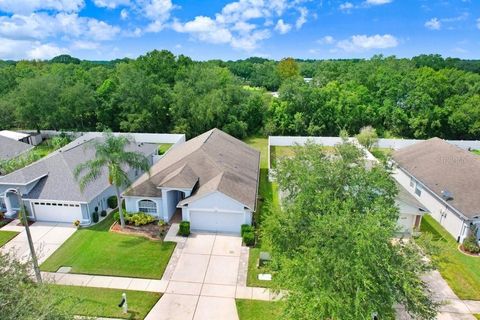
264,141,438,320
0,52,479,140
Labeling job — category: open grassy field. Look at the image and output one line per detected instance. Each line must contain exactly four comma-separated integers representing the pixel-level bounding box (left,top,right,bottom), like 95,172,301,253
41,213,176,279
420,215,480,300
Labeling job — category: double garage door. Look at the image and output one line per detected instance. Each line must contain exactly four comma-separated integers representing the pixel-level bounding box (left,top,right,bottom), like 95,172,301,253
33,202,83,223
189,210,244,234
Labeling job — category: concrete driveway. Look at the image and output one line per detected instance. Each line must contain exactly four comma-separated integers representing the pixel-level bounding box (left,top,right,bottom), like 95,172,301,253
146,232,245,320
0,220,77,264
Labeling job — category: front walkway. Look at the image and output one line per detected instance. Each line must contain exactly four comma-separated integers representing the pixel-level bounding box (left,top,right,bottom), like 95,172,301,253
1,219,77,264
42,223,280,320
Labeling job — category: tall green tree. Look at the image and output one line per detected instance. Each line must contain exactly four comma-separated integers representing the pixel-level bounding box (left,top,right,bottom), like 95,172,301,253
74,132,150,228
264,142,437,320
0,252,71,320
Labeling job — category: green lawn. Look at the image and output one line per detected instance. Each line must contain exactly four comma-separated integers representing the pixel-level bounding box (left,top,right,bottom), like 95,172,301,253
41,214,176,279
472,150,480,156
420,215,480,300
50,285,160,319
0,230,19,247
236,299,284,320
370,147,393,162
244,137,279,287
474,314,480,320
158,143,173,155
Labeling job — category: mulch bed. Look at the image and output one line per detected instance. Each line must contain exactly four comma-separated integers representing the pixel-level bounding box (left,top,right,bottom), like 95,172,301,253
110,221,170,241
0,218,13,228
458,244,480,257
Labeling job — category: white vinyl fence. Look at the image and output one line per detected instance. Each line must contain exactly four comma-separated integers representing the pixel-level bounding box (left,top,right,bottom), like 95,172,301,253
268,136,480,170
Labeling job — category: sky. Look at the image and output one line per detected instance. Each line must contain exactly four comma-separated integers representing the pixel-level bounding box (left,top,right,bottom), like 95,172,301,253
0,0,479,61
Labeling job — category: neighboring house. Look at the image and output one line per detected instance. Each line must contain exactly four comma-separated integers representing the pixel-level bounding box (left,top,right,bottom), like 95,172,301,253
0,130,42,146
392,138,480,243
0,135,157,225
124,128,260,234
0,135,34,163
396,183,427,236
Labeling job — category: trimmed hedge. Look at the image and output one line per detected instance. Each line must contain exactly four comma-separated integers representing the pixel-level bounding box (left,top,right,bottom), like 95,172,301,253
243,231,255,246
179,221,190,237
107,196,118,209
241,224,253,236
100,210,107,217
92,211,99,223
113,211,155,226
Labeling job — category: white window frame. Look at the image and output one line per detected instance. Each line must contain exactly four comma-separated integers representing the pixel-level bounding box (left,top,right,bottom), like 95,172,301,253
138,199,157,214
414,183,422,197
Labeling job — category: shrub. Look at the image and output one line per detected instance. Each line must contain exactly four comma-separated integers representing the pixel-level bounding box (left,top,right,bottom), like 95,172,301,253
463,235,480,254
113,210,120,222
94,206,98,213
100,210,107,217
243,231,255,246
107,196,118,209
158,219,167,227
92,211,99,223
179,221,190,237
73,220,80,227
128,212,155,226
241,224,253,236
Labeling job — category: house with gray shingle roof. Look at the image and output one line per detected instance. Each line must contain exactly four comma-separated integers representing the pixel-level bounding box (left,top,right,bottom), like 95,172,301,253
0,135,34,165
392,137,480,243
123,128,260,234
0,134,157,225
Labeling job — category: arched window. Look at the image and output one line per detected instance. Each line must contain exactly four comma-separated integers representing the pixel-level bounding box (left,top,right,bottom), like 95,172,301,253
138,200,157,214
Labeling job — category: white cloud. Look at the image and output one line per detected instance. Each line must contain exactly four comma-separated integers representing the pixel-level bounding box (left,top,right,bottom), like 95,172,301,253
0,0,84,14
296,7,308,29
144,0,177,32
28,43,68,59
339,2,354,11
337,34,398,52
275,19,291,34
0,13,120,41
425,18,441,30
318,35,335,44
71,40,100,50
93,0,130,9
171,0,309,51
120,9,129,20
364,0,392,5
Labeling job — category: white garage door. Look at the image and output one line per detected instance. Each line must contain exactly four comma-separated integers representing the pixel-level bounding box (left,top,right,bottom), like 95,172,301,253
33,202,83,223
189,210,244,234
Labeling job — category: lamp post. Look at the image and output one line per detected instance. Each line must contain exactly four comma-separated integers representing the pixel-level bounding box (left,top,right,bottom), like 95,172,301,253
14,189,42,283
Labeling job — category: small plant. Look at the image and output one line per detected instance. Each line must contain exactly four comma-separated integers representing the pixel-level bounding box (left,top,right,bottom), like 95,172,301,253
113,210,120,222
73,220,81,227
100,210,107,217
179,221,190,237
243,231,255,246
107,196,118,209
158,219,167,227
241,224,253,236
463,234,480,254
92,211,99,223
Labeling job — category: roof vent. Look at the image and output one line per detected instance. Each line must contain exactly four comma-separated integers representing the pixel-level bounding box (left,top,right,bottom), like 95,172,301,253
441,190,454,201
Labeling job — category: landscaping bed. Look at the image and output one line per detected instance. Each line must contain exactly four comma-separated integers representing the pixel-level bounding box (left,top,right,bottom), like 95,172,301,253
41,213,176,279
110,220,170,240
50,285,161,320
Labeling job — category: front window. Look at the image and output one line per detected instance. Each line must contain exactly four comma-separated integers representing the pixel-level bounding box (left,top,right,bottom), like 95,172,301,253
415,183,422,197
138,200,157,214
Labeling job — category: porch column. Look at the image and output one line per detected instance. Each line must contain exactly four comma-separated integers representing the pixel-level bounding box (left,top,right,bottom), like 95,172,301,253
4,193,14,216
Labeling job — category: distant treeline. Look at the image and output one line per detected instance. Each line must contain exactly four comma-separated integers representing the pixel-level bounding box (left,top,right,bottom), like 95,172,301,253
0,52,479,140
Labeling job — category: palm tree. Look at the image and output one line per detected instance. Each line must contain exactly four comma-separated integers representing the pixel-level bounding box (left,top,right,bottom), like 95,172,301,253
74,132,150,229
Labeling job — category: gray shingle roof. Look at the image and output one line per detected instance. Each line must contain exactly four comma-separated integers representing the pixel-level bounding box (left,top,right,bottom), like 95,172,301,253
0,135,157,203
393,137,480,219
125,128,260,210
0,135,33,161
